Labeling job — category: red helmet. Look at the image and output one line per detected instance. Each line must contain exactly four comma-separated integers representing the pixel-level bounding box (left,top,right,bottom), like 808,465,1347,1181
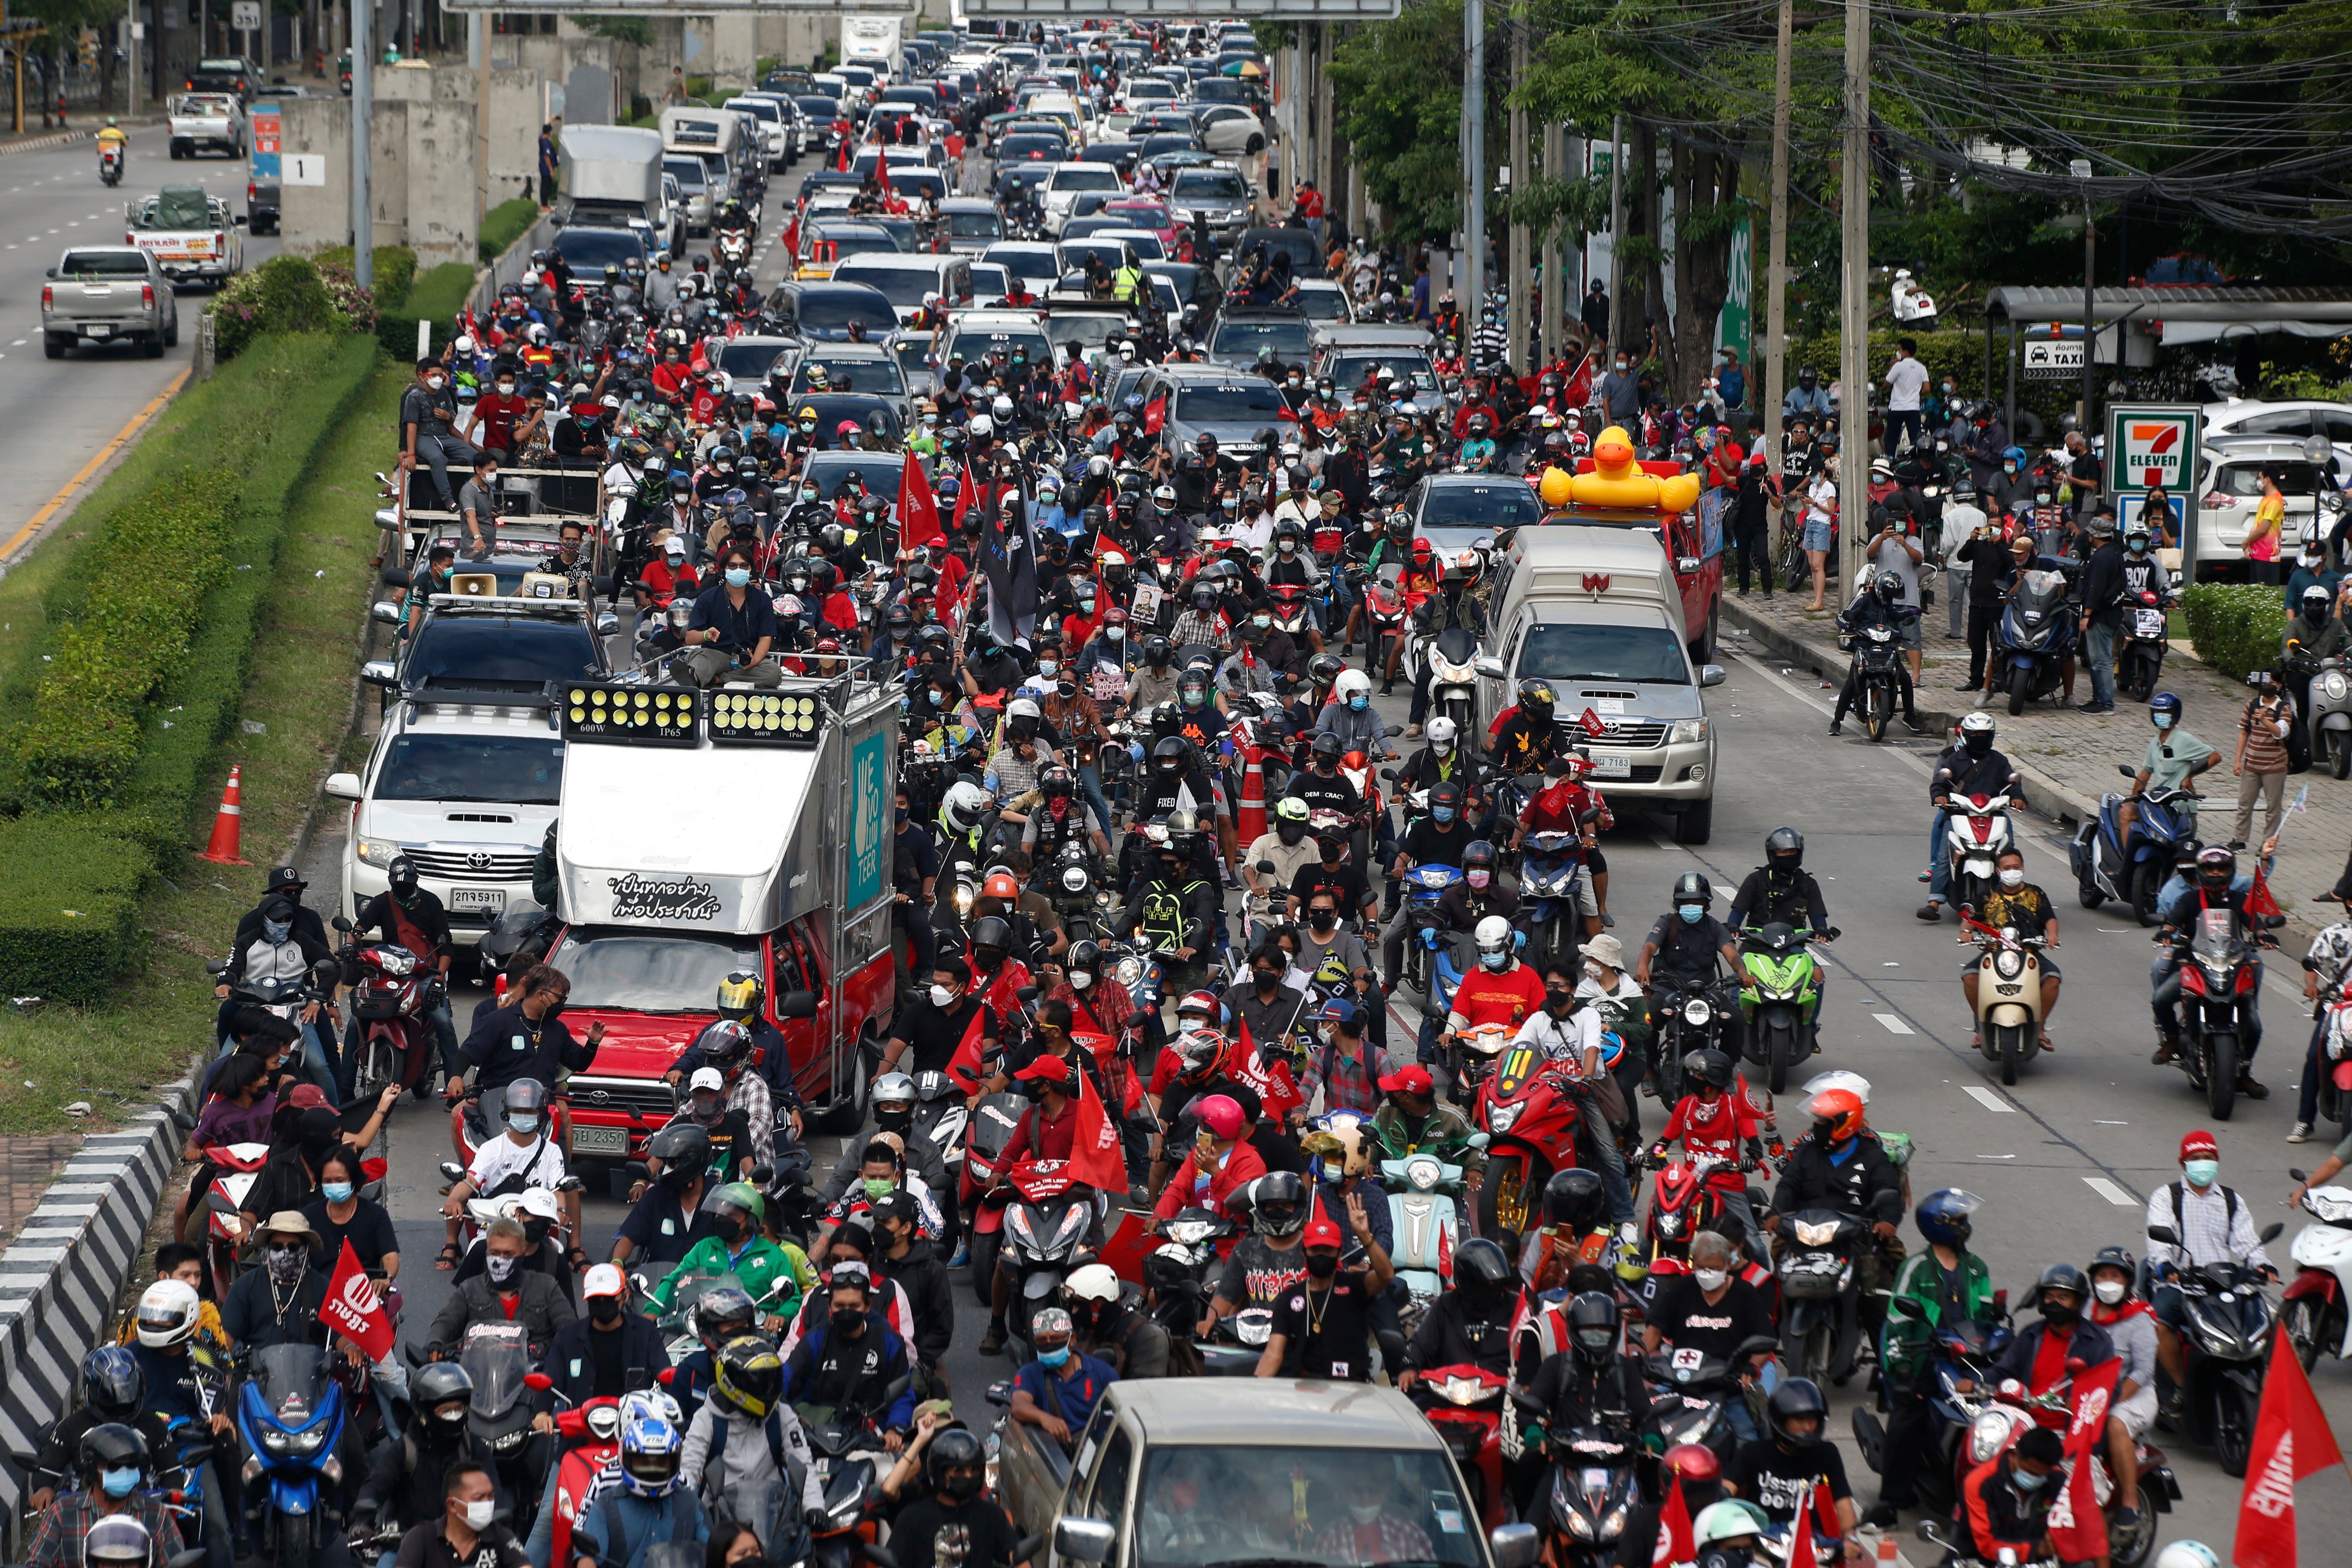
1806,1087,1866,1142
981,871,1021,902
1661,1444,1720,1484
1177,989,1223,1024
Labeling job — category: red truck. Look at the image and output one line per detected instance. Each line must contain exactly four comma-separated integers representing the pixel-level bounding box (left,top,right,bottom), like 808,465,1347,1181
544,673,901,1181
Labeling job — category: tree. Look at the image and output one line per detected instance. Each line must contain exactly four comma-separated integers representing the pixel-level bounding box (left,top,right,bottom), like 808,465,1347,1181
1327,0,1467,243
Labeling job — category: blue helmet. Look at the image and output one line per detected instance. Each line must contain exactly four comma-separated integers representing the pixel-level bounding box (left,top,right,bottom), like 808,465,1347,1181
82,1344,144,1423
1914,1188,1982,1249
617,1413,684,1499
2002,445,2027,466
2150,691,2184,723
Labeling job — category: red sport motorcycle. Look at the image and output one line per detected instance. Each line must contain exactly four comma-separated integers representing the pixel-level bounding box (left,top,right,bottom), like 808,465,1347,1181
1471,1043,1587,1239
1630,1150,1744,1284
1407,1363,1510,1531
334,916,444,1097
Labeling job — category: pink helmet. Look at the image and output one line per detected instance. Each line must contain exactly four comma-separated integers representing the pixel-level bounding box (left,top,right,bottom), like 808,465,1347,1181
1195,1093,1244,1140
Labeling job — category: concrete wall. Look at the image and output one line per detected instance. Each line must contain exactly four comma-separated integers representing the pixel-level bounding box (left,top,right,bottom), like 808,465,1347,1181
276,87,479,271
279,95,353,255
393,97,480,269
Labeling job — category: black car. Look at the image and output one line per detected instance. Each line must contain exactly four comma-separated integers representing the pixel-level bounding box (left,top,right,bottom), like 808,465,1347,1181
390,610,608,696
768,281,899,343
245,173,279,236
1231,226,1324,279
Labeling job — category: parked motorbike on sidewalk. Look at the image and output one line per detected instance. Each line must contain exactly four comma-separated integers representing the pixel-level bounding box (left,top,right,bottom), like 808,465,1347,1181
2289,652,2352,779
2071,769,2200,926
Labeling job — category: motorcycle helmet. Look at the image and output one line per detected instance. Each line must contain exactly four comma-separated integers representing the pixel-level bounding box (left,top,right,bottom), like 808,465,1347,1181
1461,838,1497,881
1764,826,1803,873
83,1514,153,1568
1193,1093,1245,1140
1681,1048,1734,1095
696,1019,753,1070
2196,844,2236,892
970,915,1014,960
1914,1188,1983,1248
619,1411,685,1499
79,1422,150,1484
1566,1289,1620,1364
1872,569,1905,605
2151,691,2185,727
2153,1546,2221,1568
1662,1443,1722,1487
926,1426,987,1501
412,1361,475,1431
387,855,420,898
1453,1237,1514,1314
1065,1262,1121,1311
1672,871,1713,908
692,1286,757,1346
1542,1167,1608,1234
1691,1500,1770,1549
872,1073,918,1135
647,1122,715,1192
715,969,763,1022
1152,736,1191,778
81,1345,144,1423
1302,1116,1373,1181
982,871,1023,905
1423,714,1460,754
2089,1245,2139,1307
1249,1171,1311,1238
1764,1377,1828,1451
1518,679,1556,717
1474,913,1515,970
941,780,994,835
1805,1086,1865,1143
1958,710,1996,757
1428,779,1465,824
2030,1262,2089,1322
134,1279,201,1348
710,1334,785,1419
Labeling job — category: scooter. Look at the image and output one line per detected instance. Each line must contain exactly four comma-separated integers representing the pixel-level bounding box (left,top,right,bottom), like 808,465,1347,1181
1641,1337,1776,1466
99,143,123,186
2146,1216,2285,1477
2292,653,2352,779
1144,1207,1244,1377
2170,905,2282,1120
908,1068,972,1180
1840,622,1906,742
1736,922,1834,1094
1524,1421,1642,1567
1940,793,2015,918
1420,627,1483,736
2284,1176,2352,1372
1992,564,2078,715
970,1158,1096,1360
1775,1207,1872,1387
197,1142,271,1289
1382,1152,1464,1338
1961,915,2047,1086
1470,1043,1586,1239
2072,768,2200,926
516,1392,623,1568
237,1342,348,1568
1408,1364,1510,1530
958,1090,1031,1300
714,229,754,270
1851,1306,2012,1519
1398,862,1467,1005
335,920,443,1098
1268,581,1318,642
1359,562,1410,681
1519,827,1593,976
2117,588,2174,702
1631,1151,1742,1283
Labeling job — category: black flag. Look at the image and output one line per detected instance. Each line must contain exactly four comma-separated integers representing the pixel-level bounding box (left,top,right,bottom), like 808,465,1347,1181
981,486,1039,648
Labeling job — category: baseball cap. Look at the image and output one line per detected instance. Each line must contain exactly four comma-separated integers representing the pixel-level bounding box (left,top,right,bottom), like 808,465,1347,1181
285,1083,330,1111
2179,1130,2219,1161
1014,1054,1074,1084
1318,996,1357,1025
1303,1216,1344,1249
689,1067,725,1093
1378,1065,1435,1095
663,534,686,556
582,1264,626,1299
266,866,306,891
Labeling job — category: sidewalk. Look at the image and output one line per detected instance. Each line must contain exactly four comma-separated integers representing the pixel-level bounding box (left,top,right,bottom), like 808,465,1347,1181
1719,587,2352,944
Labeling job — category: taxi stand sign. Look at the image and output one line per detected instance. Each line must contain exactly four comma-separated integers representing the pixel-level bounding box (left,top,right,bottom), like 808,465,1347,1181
563,682,698,746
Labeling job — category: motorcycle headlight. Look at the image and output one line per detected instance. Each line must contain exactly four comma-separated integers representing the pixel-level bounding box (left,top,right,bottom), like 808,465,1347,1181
954,884,975,915
355,839,402,870
1406,1156,1443,1191
1440,1375,1487,1405
1969,1410,2014,1464
493,1430,525,1454
1993,950,2025,980
1566,1511,1594,1539
2328,672,2348,702
1486,1102,1522,1134
1684,999,1712,1025
1115,957,1143,989
2024,611,2044,624
1096,889,1115,908
1794,1220,1839,1247
1656,1213,1682,1238
1598,1506,1629,1541
259,1426,329,1457
1062,865,1090,892
1669,718,1708,745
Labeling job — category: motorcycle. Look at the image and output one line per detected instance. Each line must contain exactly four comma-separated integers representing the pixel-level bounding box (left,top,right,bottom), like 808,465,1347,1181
1446,1022,1516,1102
1524,1421,1642,1567
1398,862,1468,1007
1841,623,1906,741
1631,1151,1743,1284
2283,1174,2352,1372
2145,1217,2285,1476
1358,562,1411,681
2117,588,2174,702
2170,905,2282,1119
1045,840,1117,945
1409,1363,1510,1530
2071,769,2200,926
909,1067,973,1181
1647,971,1740,1098
1470,1043,1586,1239
1775,1207,1872,1387
99,143,123,186
1736,922,1834,1094
2315,982,2352,1139
1642,1338,1775,1465
197,1142,272,1289
1268,581,1318,642
1382,1152,1464,1338
1852,1306,2011,1518
1419,627,1484,736
1940,793,2015,918
335,922,443,1098
457,1321,547,1508
969,1158,1096,1358
1962,916,2048,1086
714,229,754,270
1519,829,1593,977
237,1343,348,1568
2290,652,2352,779
514,1392,622,1568
1145,1206,1245,1377
1992,564,2078,715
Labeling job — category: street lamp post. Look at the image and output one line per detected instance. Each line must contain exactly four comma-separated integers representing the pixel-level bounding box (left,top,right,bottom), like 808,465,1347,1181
2071,158,2094,439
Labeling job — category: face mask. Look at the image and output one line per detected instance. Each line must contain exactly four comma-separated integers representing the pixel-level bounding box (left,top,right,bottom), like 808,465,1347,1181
321,1181,354,1205
265,919,292,944
102,1466,139,1499
2184,1158,2218,1187
463,1499,496,1531
930,985,957,1008
509,1113,540,1136
589,1295,624,1325
2155,713,2176,730
1466,869,1490,890
1998,867,2025,889
1348,1501,1385,1524
1037,659,1060,677
1106,626,1125,642
1545,986,1575,1012
802,487,818,502
1678,904,1705,924
1349,695,1367,711
2012,1468,2048,1493
2094,1279,2127,1306
498,382,515,396
1693,1268,1730,1292
862,1176,895,1201
1304,1252,1338,1280
485,1254,519,1284
724,568,752,588
2004,463,2018,475
426,375,446,390
1036,1344,1071,1369
1432,806,1455,824
267,1244,305,1284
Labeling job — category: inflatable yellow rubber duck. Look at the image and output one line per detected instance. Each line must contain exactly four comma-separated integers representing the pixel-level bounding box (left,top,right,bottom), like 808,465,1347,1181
1566,426,1704,513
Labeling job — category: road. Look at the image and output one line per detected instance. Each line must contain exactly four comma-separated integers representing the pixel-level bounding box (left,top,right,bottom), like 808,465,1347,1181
293,151,2352,1560
0,137,279,563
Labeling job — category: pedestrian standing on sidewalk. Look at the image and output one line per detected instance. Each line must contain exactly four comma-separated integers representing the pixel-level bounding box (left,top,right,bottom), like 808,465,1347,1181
2244,467,2288,586
1802,452,1839,612
2232,673,2293,851
2075,514,2126,714
538,124,558,207
1732,452,1775,597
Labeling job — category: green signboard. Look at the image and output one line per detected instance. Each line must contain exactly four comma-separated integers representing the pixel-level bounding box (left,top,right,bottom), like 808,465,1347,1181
847,727,888,912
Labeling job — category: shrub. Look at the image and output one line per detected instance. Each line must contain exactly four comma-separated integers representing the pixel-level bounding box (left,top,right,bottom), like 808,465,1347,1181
479,198,540,264
376,262,478,362
0,817,152,1005
310,245,417,309
207,255,348,360
2180,583,2287,681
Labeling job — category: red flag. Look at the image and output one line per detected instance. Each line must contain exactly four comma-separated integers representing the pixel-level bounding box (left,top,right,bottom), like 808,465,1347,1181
952,460,978,532
2046,1356,2122,1562
1651,1476,1695,1568
2250,864,2284,920
1577,707,1609,739
1143,394,1166,434
1782,1476,1816,1568
1067,1050,1129,1193
944,1004,990,1095
899,448,945,549
2237,1327,2350,1568
1228,1018,1303,1122
321,1239,396,1362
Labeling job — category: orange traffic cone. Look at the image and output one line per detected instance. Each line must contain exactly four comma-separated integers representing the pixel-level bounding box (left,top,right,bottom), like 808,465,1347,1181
198,764,250,865
1237,754,1267,846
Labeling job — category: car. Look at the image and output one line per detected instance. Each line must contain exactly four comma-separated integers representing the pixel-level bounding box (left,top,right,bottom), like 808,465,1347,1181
1404,474,1545,559
1093,226,1168,263
1132,362,1291,468
1039,161,1125,235
933,196,1007,254
789,341,913,424
42,246,178,358
792,219,903,280
982,240,1063,292
1195,103,1269,156
1290,277,1351,322
830,252,975,328
1161,162,1255,241
662,155,715,233
1203,304,1314,369
792,392,905,450
2200,398,2352,474
2189,435,2333,581
710,334,799,386
1230,225,1325,279
798,448,904,501
550,224,647,278
942,309,1057,373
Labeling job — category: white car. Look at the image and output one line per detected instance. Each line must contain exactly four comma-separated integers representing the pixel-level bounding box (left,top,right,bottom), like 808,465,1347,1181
2200,398,2352,475
1039,161,1125,236
1196,103,1268,157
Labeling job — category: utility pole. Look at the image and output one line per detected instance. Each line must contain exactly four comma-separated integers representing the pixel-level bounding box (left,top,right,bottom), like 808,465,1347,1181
471,12,488,244
1540,119,1564,364
1605,109,1623,350
1762,0,1791,468
1838,0,1869,606
2073,157,2095,435
1463,0,1485,305
1505,10,1527,368
351,0,370,289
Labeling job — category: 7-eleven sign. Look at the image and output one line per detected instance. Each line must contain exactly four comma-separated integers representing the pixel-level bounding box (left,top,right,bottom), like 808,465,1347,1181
2107,405,2201,492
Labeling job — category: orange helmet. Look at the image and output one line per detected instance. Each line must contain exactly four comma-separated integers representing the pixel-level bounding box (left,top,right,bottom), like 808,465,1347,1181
1805,1087,1866,1142
982,871,1021,902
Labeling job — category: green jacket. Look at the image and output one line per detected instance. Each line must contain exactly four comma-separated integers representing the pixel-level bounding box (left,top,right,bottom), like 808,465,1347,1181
1882,1246,1994,1377
1370,1102,1487,1181
647,1234,813,1319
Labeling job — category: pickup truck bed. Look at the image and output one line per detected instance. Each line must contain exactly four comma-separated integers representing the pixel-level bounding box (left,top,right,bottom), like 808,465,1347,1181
127,186,245,286
42,246,178,358
168,94,245,159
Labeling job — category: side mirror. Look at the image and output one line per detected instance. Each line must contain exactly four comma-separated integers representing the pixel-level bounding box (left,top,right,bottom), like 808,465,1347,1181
371,600,403,625
1383,724,1404,737
2267,913,2289,929
1489,1524,1541,1568
324,772,363,801
233,213,250,226
597,613,621,635
44,267,56,279
656,1366,676,1384
777,990,818,1019
332,914,355,933
1054,1519,1117,1566
593,574,616,596
1467,1131,1491,1149
2146,1224,2180,1246
360,660,398,688
439,1160,466,1183
523,1372,553,1391
1700,664,1726,688
2260,1221,2285,1245
1474,656,1507,680
1677,556,1702,574
2118,764,2137,779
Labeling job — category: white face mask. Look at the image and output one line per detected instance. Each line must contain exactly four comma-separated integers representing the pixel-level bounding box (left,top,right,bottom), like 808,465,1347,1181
1998,867,2026,888
1693,1269,1730,1293
930,985,956,1008
2093,1279,2127,1306
462,1499,495,1532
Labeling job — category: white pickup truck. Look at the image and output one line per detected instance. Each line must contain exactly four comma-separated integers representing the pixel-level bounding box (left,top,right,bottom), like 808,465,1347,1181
127,185,246,288
168,92,246,159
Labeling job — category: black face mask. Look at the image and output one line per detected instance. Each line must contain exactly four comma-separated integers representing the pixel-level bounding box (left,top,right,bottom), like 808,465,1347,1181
875,1103,912,1133
588,1296,623,1325
940,1468,984,1503
2038,1297,2081,1327
1316,837,1343,860
831,1306,867,1336
1308,910,1337,933
1304,1252,1338,1280
1277,821,1306,846
1254,967,1281,993
1545,987,1576,1013
718,1213,750,1245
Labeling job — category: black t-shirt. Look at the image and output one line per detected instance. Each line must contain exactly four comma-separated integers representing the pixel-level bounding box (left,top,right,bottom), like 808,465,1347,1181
1725,1438,1851,1525
304,1196,400,1274
615,1184,723,1266
1289,858,1369,916
889,1495,1025,1568
1401,819,1475,870
1646,1277,1774,1363
896,995,990,1078
1270,1270,1377,1380
588,1322,626,1398
1216,1235,1309,1314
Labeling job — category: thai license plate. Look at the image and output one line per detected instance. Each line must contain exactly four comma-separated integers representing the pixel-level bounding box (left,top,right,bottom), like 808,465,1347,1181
2136,608,2167,638
1587,752,1632,779
449,885,505,911
87,323,111,337
571,1124,628,1155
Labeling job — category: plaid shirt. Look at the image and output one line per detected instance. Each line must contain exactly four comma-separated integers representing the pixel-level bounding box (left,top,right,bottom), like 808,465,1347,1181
28,1493,186,1568
1300,1039,1394,1114
728,1068,779,1138
1167,607,1232,652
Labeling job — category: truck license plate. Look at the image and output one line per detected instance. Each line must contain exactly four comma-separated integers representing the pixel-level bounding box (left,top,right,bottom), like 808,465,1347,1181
571,1124,627,1155
449,886,504,911
1587,752,1632,779
87,323,111,338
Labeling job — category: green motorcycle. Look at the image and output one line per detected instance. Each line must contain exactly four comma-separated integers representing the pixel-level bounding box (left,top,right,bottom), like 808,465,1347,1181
1737,921,1838,1093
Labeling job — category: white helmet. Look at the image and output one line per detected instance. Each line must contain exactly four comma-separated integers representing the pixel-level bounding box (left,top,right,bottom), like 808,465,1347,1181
1152,484,1178,507
1007,695,1043,723
941,780,994,835
992,394,1015,420
968,413,995,438
1425,716,1457,752
1474,915,1515,968
454,334,476,354
135,1279,201,1348
1065,1262,1120,1303
1333,668,1372,702
871,1071,917,1108
2153,1547,2220,1568
1958,710,1995,738
1691,1501,1768,1548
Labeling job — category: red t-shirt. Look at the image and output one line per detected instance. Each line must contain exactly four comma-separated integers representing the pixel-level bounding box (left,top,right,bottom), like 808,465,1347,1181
1450,963,1545,1031
637,559,699,608
1661,1091,1759,1192
473,392,529,450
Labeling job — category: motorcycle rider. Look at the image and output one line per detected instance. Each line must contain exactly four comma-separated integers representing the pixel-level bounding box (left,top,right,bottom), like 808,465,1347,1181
568,1410,706,1568
1827,570,1924,735
27,1348,194,1555
1919,712,2021,921
1384,779,1476,987
1398,1235,1515,1391
2113,692,2218,869
1516,1290,1647,1507
647,1183,809,1326
1965,848,2063,1049
1726,828,1833,1045
1635,872,1744,1059
1767,1087,1904,1334
1257,1197,1393,1381
2291,875,2352,1143
681,1335,827,1520
1489,679,1566,773
96,116,128,173
2281,579,2350,771
2150,845,2270,1092
1955,1425,2066,1567
353,1363,503,1554
2085,1245,2155,1530
1651,1049,1768,1251
25,1426,187,1568
1065,1261,1170,1378
1865,1189,1994,1527
1406,551,1488,736
1722,1380,1862,1556
2144,1130,2274,1411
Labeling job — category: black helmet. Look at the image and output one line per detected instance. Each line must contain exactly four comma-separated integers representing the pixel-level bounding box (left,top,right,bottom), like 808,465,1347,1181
1064,939,1102,977
1143,1242,1197,1295
2032,1262,2090,1320
2088,1245,2138,1294
1518,678,1556,715
1872,569,1905,604
693,1285,758,1343
1308,652,1345,688
79,1422,149,1480
1541,1167,1607,1232
647,1122,715,1192
1429,780,1464,816
1681,1047,1734,1093
81,1345,144,1422
1249,1171,1310,1237
1144,635,1173,667
927,1425,985,1494
412,1361,475,1429
1453,1236,1514,1314
387,854,420,897
711,1334,785,1419
971,915,1013,954
1310,731,1343,762
696,1018,753,1068
1765,827,1803,872
1462,839,1497,874
1566,1290,1621,1363
2195,844,2235,890
1152,735,1190,774
1765,1378,1828,1450
1672,871,1712,906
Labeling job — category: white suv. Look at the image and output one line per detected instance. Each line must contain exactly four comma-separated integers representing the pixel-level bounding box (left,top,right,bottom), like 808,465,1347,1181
1039,161,1123,236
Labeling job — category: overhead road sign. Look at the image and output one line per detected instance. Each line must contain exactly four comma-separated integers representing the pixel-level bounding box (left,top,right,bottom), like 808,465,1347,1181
961,0,1398,15
443,0,911,10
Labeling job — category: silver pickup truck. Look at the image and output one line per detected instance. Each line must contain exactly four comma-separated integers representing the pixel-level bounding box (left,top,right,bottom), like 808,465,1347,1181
42,246,180,358
169,92,246,159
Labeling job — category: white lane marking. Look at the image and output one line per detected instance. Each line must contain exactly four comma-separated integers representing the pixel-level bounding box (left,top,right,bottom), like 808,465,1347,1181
10,339,24,346
64,220,77,226
1874,1013,1913,1035
2084,1176,2137,1206
1962,1086,2016,1113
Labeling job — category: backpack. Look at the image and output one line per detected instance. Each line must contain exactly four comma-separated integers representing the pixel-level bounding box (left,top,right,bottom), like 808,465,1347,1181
2166,1180,2239,1260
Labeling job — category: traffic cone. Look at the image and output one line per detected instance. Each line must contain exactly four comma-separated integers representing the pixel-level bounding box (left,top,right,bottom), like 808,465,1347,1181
197,764,250,866
1237,754,1267,846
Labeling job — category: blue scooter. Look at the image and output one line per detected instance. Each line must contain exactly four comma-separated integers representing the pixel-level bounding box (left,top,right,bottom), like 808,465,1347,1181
1993,564,2078,715
2070,767,2201,926
237,1343,347,1568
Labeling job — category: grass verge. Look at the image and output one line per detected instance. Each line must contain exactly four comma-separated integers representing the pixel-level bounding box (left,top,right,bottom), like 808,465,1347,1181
479,198,539,263
0,361,405,1133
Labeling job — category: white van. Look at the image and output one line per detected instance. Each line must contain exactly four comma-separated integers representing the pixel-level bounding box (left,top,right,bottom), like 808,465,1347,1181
831,252,976,327
659,106,745,201
1478,526,1723,843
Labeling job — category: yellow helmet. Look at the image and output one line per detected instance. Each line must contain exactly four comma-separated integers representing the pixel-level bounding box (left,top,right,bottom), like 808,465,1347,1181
798,405,819,421
1539,466,1575,509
